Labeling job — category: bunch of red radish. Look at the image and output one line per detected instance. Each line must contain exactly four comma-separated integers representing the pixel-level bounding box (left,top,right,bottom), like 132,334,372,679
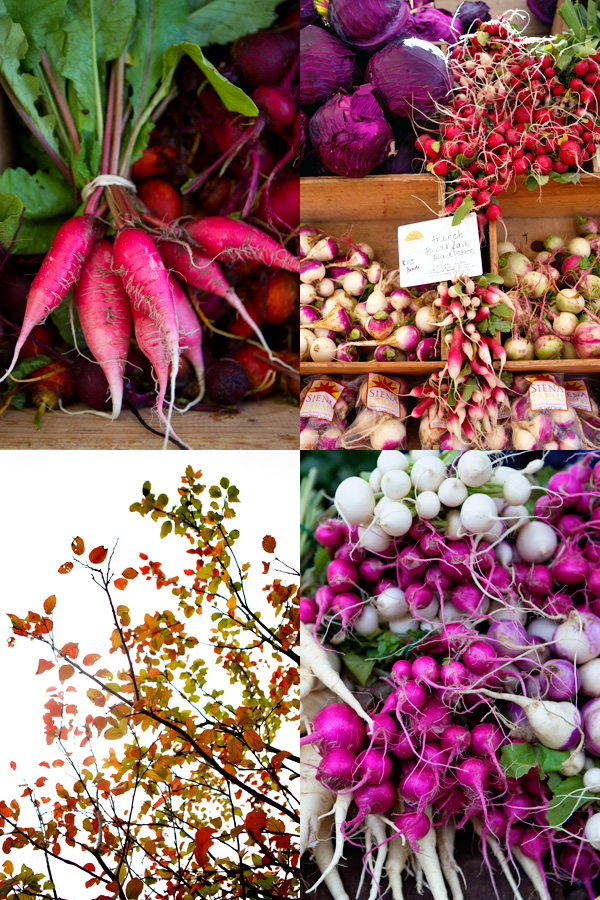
0,211,300,446
418,16,600,222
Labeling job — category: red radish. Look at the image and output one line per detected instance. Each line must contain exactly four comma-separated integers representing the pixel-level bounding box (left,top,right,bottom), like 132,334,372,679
75,240,132,419
137,179,183,221
113,228,180,447
1,215,96,382
130,302,178,443
168,275,205,401
558,140,582,166
158,240,275,361
185,216,301,272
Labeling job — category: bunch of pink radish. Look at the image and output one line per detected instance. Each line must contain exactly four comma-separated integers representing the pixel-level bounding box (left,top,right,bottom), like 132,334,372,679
419,15,600,223
1,213,300,446
300,229,439,364
408,275,512,451
301,449,600,900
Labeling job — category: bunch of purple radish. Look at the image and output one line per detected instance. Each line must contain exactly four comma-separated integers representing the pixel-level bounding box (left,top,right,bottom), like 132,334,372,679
301,449,600,900
299,230,440,365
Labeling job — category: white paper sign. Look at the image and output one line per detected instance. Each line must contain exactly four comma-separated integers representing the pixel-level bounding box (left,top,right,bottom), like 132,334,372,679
397,213,483,287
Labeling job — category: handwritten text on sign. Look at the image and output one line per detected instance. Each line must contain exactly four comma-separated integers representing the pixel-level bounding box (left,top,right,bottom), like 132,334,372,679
397,213,483,287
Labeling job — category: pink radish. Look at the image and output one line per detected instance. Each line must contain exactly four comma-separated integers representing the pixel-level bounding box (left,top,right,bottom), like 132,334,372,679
75,240,131,419
159,240,276,362
113,228,180,447
168,274,205,402
2,215,96,381
185,216,301,272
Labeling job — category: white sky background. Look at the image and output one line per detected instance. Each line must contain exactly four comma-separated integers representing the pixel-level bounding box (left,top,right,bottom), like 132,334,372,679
0,450,299,894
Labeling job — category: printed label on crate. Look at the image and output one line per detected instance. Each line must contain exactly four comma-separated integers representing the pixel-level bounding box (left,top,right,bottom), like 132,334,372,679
397,213,483,287
526,374,568,411
366,373,401,418
300,379,345,421
565,380,593,412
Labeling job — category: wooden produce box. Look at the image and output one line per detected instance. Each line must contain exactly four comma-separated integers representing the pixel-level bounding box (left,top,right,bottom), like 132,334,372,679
300,173,600,377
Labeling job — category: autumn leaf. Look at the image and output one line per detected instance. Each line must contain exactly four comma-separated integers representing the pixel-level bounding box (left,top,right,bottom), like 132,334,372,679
43,595,56,614
122,568,138,580
60,642,79,660
86,689,105,707
114,578,128,591
226,735,244,764
262,535,276,554
244,729,264,751
83,654,101,667
71,537,85,556
59,665,74,683
125,879,144,899
193,826,215,867
89,546,108,565
58,562,73,574
245,809,267,841
36,660,54,675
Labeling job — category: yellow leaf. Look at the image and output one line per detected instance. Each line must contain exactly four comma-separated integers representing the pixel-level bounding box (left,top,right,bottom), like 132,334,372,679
105,726,125,741
111,629,122,650
43,595,56,614
226,596,236,615
125,879,144,899
86,689,105,707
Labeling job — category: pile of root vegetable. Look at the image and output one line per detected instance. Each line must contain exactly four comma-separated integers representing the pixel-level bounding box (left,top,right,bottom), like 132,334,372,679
301,450,600,900
498,216,600,362
0,1,300,446
420,3,600,224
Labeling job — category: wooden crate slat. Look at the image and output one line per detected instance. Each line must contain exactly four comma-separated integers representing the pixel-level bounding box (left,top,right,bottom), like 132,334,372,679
0,401,300,450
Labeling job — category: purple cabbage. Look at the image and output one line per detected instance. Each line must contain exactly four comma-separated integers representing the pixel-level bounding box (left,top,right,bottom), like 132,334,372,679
366,36,452,120
309,84,393,177
526,0,557,24
329,0,410,50
455,0,491,29
404,7,463,42
300,26,356,107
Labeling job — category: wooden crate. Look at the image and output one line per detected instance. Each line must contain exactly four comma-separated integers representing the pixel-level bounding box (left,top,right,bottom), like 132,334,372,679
300,173,600,376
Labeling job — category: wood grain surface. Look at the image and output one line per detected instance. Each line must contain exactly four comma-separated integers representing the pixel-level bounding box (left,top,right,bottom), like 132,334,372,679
0,400,299,449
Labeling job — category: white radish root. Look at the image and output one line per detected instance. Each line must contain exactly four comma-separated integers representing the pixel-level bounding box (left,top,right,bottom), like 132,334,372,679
472,818,525,900
300,744,334,857
301,623,373,723
366,815,388,900
385,828,410,900
312,815,350,900
307,792,353,892
414,855,425,895
437,823,464,900
512,847,551,900
413,819,449,900
300,665,318,699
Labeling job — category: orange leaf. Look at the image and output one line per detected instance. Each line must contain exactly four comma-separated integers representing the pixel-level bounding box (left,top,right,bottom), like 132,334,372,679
71,537,85,556
43,595,56,614
271,751,291,770
193,826,215,868
113,578,128,591
262,561,270,575
83,654,101,666
89,546,108,565
59,664,74,683
35,777,47,788
60,642,79,660
226,735,244,764
9,762,16,772
58,562,73,574
122,568,138,580
244,729,264,752
262,535,276,554
245,809,267,840
36,659,54,675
